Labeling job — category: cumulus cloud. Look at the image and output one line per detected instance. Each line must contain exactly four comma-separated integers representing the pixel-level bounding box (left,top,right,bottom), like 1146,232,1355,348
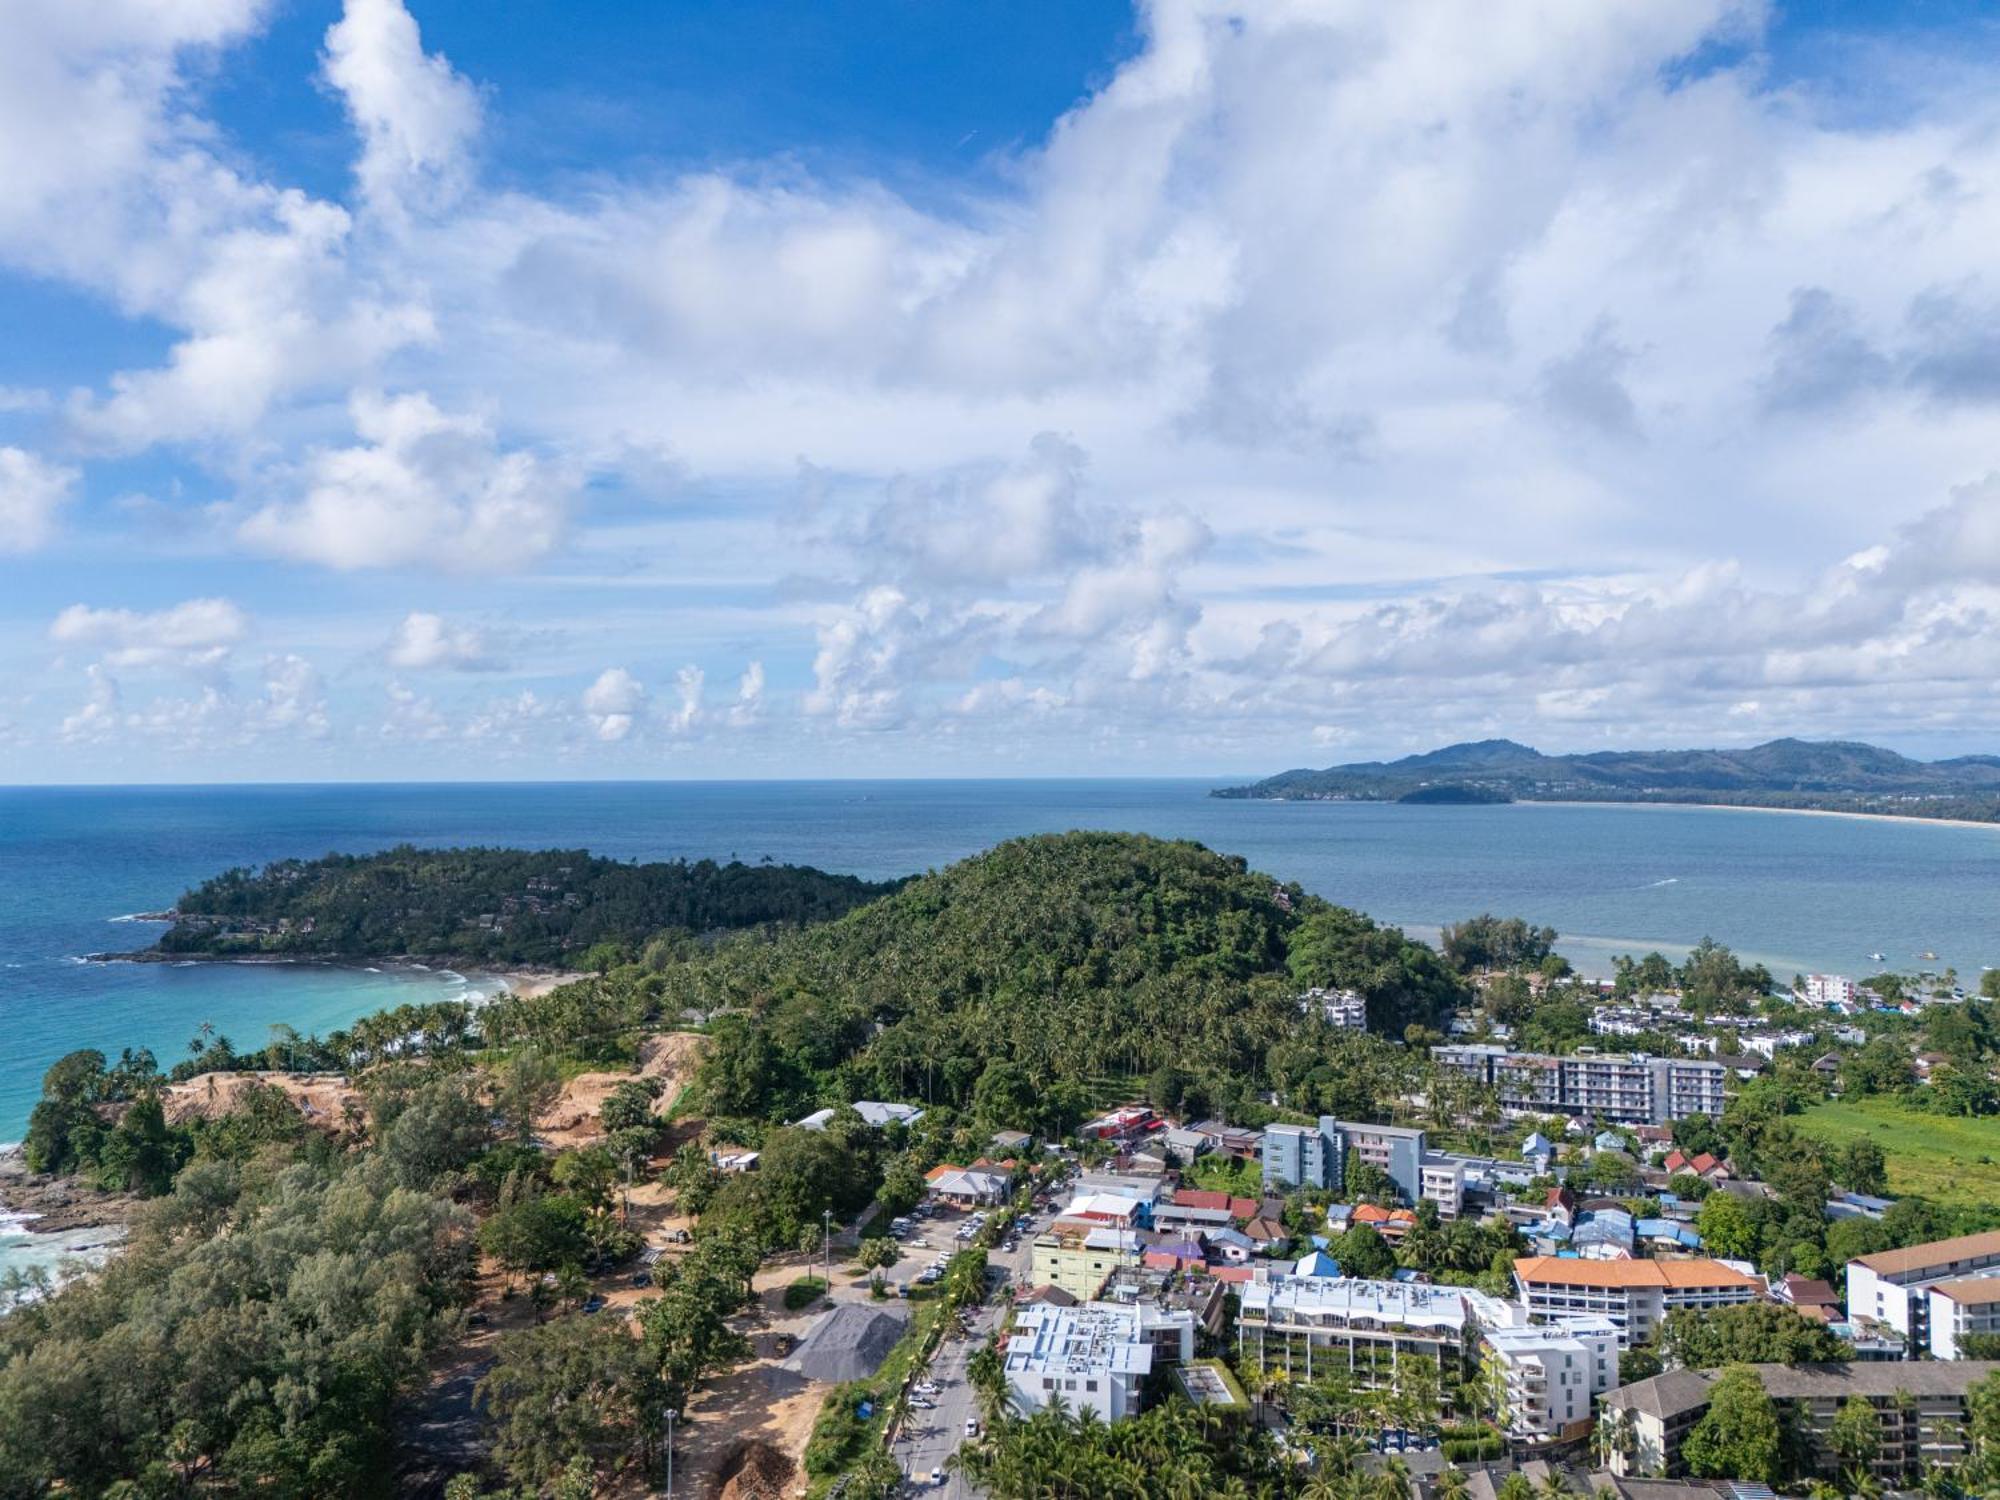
385,610,497,670
17,0,2000,765
321,0,481,217
581,667,645,741
0,446,77,552
240,391,572,571
49,598,249,668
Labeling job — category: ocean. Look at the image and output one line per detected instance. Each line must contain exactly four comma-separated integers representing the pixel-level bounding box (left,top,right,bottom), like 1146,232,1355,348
3,779,1998,1276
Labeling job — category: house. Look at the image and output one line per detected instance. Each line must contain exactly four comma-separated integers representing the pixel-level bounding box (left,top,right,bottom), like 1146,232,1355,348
1521,1131,1555,1169
1187,1120,1262,1160
1141,1239,1207,1275
1513,1256,1762,1346
1595,1129,1629,1153
1240,1215,1290,1252
1205,1227,1256,1265
1915,1052,1950,1084
1636,1218,1703,1253
1158,1126,1209,1161
1170,1188,1258,1222
1809,1053,1842,1084
1545,1186,1579,1226
1350,1202,1417,1241
793,1100,924,1132
991,1128,1034,1154
1772,1273,1843,1324
1572,1208,1637,1259
1064,1191,1145,1228
710,1148,760,1173
924,1163,1011,1207
1079,1105,1158,1143
1663,1151,1728,1182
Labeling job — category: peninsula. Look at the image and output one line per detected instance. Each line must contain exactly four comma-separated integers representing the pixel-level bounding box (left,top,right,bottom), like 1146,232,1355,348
124,845,900,965
1212,736,2000,822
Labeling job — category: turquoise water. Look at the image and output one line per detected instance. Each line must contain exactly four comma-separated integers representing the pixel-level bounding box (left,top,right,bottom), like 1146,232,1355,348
4,780,1999,1149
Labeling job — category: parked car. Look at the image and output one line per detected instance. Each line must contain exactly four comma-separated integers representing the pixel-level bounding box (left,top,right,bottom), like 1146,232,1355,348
581,1296,606,1315
930,1467,944,1487
965,1417,979,1437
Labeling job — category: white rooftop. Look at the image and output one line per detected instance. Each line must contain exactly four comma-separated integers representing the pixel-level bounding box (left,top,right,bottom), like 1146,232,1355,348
1242,1275,1516,1333
794,1100,925,1131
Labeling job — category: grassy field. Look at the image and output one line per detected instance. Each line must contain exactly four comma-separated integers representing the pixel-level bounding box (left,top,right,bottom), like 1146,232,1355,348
1795,1096,2000,1206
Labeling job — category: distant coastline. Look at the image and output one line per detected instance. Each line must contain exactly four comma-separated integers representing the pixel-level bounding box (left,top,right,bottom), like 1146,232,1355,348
1528,799,2000,834
1216,735,2000,824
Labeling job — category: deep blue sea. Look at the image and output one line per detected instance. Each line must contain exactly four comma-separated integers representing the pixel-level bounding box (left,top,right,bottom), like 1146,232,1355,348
4,779,1998,1262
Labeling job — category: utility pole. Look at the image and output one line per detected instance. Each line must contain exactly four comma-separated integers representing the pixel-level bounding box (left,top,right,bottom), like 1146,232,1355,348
823,1208,833,1290
664,1408,677,1496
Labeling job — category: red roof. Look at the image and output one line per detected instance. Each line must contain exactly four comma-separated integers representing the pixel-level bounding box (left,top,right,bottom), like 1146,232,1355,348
1664,1150,1690,1173
1210,1265,1256,1283
1172,1188,1257,1220
1690,1153,1720,1174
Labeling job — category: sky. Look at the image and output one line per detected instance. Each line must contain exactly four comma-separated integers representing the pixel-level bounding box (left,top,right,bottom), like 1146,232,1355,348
5,1,2000,782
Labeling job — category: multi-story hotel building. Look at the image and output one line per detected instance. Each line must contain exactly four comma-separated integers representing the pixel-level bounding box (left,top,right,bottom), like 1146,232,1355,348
1512,1255,1761,1347
1433,1045,1727,1125
1847,1229,2000,1357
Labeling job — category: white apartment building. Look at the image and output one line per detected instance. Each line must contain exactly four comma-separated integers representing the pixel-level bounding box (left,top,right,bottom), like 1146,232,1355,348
1420,1154,1466,1221
1482,1318,1621,1442
1004,1300,1195,1423
1433,1046,1726,1125
1301,986,1369,1029
1929,1279,2000,1360
1848,1230,2000,1356
1236,1276,1514,1390
1512,1256,1761,1347
1804,973,1858,1008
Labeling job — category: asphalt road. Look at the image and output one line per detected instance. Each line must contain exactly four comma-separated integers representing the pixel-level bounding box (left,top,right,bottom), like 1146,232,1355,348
891,1212,1043,1495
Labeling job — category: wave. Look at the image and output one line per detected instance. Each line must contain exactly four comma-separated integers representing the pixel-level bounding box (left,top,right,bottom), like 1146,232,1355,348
438,970,465,984
1641,877,1680,888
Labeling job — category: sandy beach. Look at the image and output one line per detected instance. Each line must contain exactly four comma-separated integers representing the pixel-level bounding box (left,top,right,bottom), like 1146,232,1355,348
1528,799,2000,833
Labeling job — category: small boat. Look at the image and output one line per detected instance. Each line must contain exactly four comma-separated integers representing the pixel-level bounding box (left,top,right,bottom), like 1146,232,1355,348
1867,951,1886,962
1918,950,1940,962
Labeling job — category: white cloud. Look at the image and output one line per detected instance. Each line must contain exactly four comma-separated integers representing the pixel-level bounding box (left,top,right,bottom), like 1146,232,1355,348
240,391,572,571
258,654,329,737
16,0,2000,767
49,598,248,668
0,446,78,552
321,0,480,217
385,610,497,670
581,667,645,741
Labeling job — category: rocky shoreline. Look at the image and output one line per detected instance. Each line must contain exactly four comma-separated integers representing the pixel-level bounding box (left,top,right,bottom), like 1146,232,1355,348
0,1147,139,1236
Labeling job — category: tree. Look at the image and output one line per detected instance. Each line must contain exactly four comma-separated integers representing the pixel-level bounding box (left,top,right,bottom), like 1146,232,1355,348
856,1237,899,1283
1657,1302,1850,1370
1696,1192,1758,1261
495,1047,563,1143
1830,1395,1883,1490
1836,1137,1889,1197
478,1314,661,1488
1333,1223,1396,1280
1681,1365,1782,1485
600,1077,663,1135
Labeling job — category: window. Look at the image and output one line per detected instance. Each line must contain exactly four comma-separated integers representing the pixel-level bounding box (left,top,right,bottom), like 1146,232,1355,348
1086,1380,1098,1392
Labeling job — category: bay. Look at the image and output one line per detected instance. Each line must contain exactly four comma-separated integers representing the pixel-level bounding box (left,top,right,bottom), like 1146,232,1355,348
5,777,1999,1152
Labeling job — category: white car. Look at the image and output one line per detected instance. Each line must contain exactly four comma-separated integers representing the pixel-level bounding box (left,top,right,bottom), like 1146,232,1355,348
964,1416,979,1437
930,1466,945,1486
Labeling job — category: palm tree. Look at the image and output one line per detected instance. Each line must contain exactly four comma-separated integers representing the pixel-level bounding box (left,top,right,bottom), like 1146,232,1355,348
1434,1468,1471,1500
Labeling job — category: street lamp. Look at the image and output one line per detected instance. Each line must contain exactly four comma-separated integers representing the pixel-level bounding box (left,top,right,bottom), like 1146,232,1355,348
664,1408,677,1497
823,1207,833,1290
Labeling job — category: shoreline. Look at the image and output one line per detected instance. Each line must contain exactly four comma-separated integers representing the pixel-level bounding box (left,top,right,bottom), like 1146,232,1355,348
1526,799,2000,833
1232,793,2000,833
84,949,585,999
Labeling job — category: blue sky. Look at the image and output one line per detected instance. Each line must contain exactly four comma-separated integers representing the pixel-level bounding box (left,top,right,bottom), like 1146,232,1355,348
5,0,2000,782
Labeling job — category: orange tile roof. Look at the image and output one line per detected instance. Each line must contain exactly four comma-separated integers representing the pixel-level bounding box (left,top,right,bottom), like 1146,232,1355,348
1513,1255,1760,1291
1929,1277,2000,1306
1853,1230,2000,1278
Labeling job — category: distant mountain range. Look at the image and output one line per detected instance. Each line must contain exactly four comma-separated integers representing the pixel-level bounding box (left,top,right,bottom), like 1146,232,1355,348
1212,738,2000,822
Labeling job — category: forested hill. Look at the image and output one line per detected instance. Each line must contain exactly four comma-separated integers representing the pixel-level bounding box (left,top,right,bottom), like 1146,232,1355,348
685,831,1463,1127
1213,736,2000,820
146,846,900,964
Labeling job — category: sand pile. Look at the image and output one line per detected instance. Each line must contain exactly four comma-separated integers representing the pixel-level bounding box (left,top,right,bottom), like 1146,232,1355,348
713,1440,795,1500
